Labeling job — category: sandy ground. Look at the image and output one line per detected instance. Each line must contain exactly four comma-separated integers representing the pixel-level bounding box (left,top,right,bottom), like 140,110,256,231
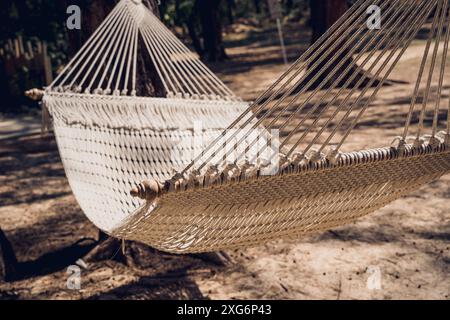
0,23,449,300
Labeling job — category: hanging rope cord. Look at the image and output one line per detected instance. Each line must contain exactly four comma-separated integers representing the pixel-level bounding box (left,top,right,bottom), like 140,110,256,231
416,0,447,141
50,1,128,91
317,0,441,155
83,4,133,93
234,0,403,165
430,1,450,138
189,0,400,172
185,0,440,174
243,0,424,165
402,0,446,141
402,0,450,142
140,9,236,98
245,0,433,166
48,0,238,100
182,0,373,174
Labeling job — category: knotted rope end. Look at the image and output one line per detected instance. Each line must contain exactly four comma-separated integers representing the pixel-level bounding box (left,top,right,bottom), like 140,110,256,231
130,180,164,201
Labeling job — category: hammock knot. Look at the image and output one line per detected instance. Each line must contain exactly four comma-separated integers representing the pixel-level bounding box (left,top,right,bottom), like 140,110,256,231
428,136,441,149
392,136,407,156
308,150,325,163
204,165,221,187
278,154,290,174
444,133,450,147
413,137,425,149
289,152,306,170
221,164,241,182
130,179,163,201
326,148,342,165
186,170,202,188
239,162,259,180
168,173,186,191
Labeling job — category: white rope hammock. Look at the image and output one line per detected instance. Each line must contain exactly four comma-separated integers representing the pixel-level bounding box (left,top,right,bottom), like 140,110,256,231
45,0,450,253
49,0,236,99
43,0,250,232
120,0,450,253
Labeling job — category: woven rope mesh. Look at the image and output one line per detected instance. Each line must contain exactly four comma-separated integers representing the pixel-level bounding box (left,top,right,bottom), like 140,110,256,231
44,0,251,232
113,147,450,253
44,0,450,253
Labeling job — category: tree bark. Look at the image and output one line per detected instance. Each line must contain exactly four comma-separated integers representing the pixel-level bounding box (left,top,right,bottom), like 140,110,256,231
285,0,294,12
254,0,261,14
226,0,236,25
0,228,19,282
306,0,383,89
197,0,227,62
310,0,348,44
187,6,204,56
63,0,165,96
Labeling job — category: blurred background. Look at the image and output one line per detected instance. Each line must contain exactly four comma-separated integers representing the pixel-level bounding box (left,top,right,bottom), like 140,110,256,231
0,0,351,112
1,0,449,300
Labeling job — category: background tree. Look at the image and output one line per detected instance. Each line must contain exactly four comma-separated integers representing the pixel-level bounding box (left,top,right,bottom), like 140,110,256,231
310,0,348,43
62,0,165,96
197,0,227,61
226,0,237,24
305,0,383,89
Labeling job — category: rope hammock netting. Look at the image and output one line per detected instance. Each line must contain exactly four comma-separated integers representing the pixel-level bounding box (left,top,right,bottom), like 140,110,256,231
45,0,450,253
43,0,251,233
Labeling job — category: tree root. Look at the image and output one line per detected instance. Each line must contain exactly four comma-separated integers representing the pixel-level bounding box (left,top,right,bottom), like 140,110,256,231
1,228,233,283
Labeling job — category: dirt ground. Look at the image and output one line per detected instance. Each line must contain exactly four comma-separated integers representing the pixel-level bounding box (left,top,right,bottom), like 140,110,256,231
0,23,449,300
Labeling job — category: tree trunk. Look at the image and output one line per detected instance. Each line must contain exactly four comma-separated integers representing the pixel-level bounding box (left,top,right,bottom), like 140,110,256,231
285,0,294,12
187,6,204,55
310,0,348,44
63,0,165,97
197,0,227,62
0,228,19,282
226,0,236,25
254,0,261,14
306,0,383,89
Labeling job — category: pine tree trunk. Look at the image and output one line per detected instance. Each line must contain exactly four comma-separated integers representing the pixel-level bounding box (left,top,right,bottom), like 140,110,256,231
254,0,261,14
226,0,236,25
198,0,227,62
306,0,383,89
310,0,348,43
64,0,165,96
0,228,19,282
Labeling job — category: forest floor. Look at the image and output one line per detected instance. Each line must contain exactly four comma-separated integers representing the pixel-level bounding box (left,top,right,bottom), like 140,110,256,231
0,22,449,300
